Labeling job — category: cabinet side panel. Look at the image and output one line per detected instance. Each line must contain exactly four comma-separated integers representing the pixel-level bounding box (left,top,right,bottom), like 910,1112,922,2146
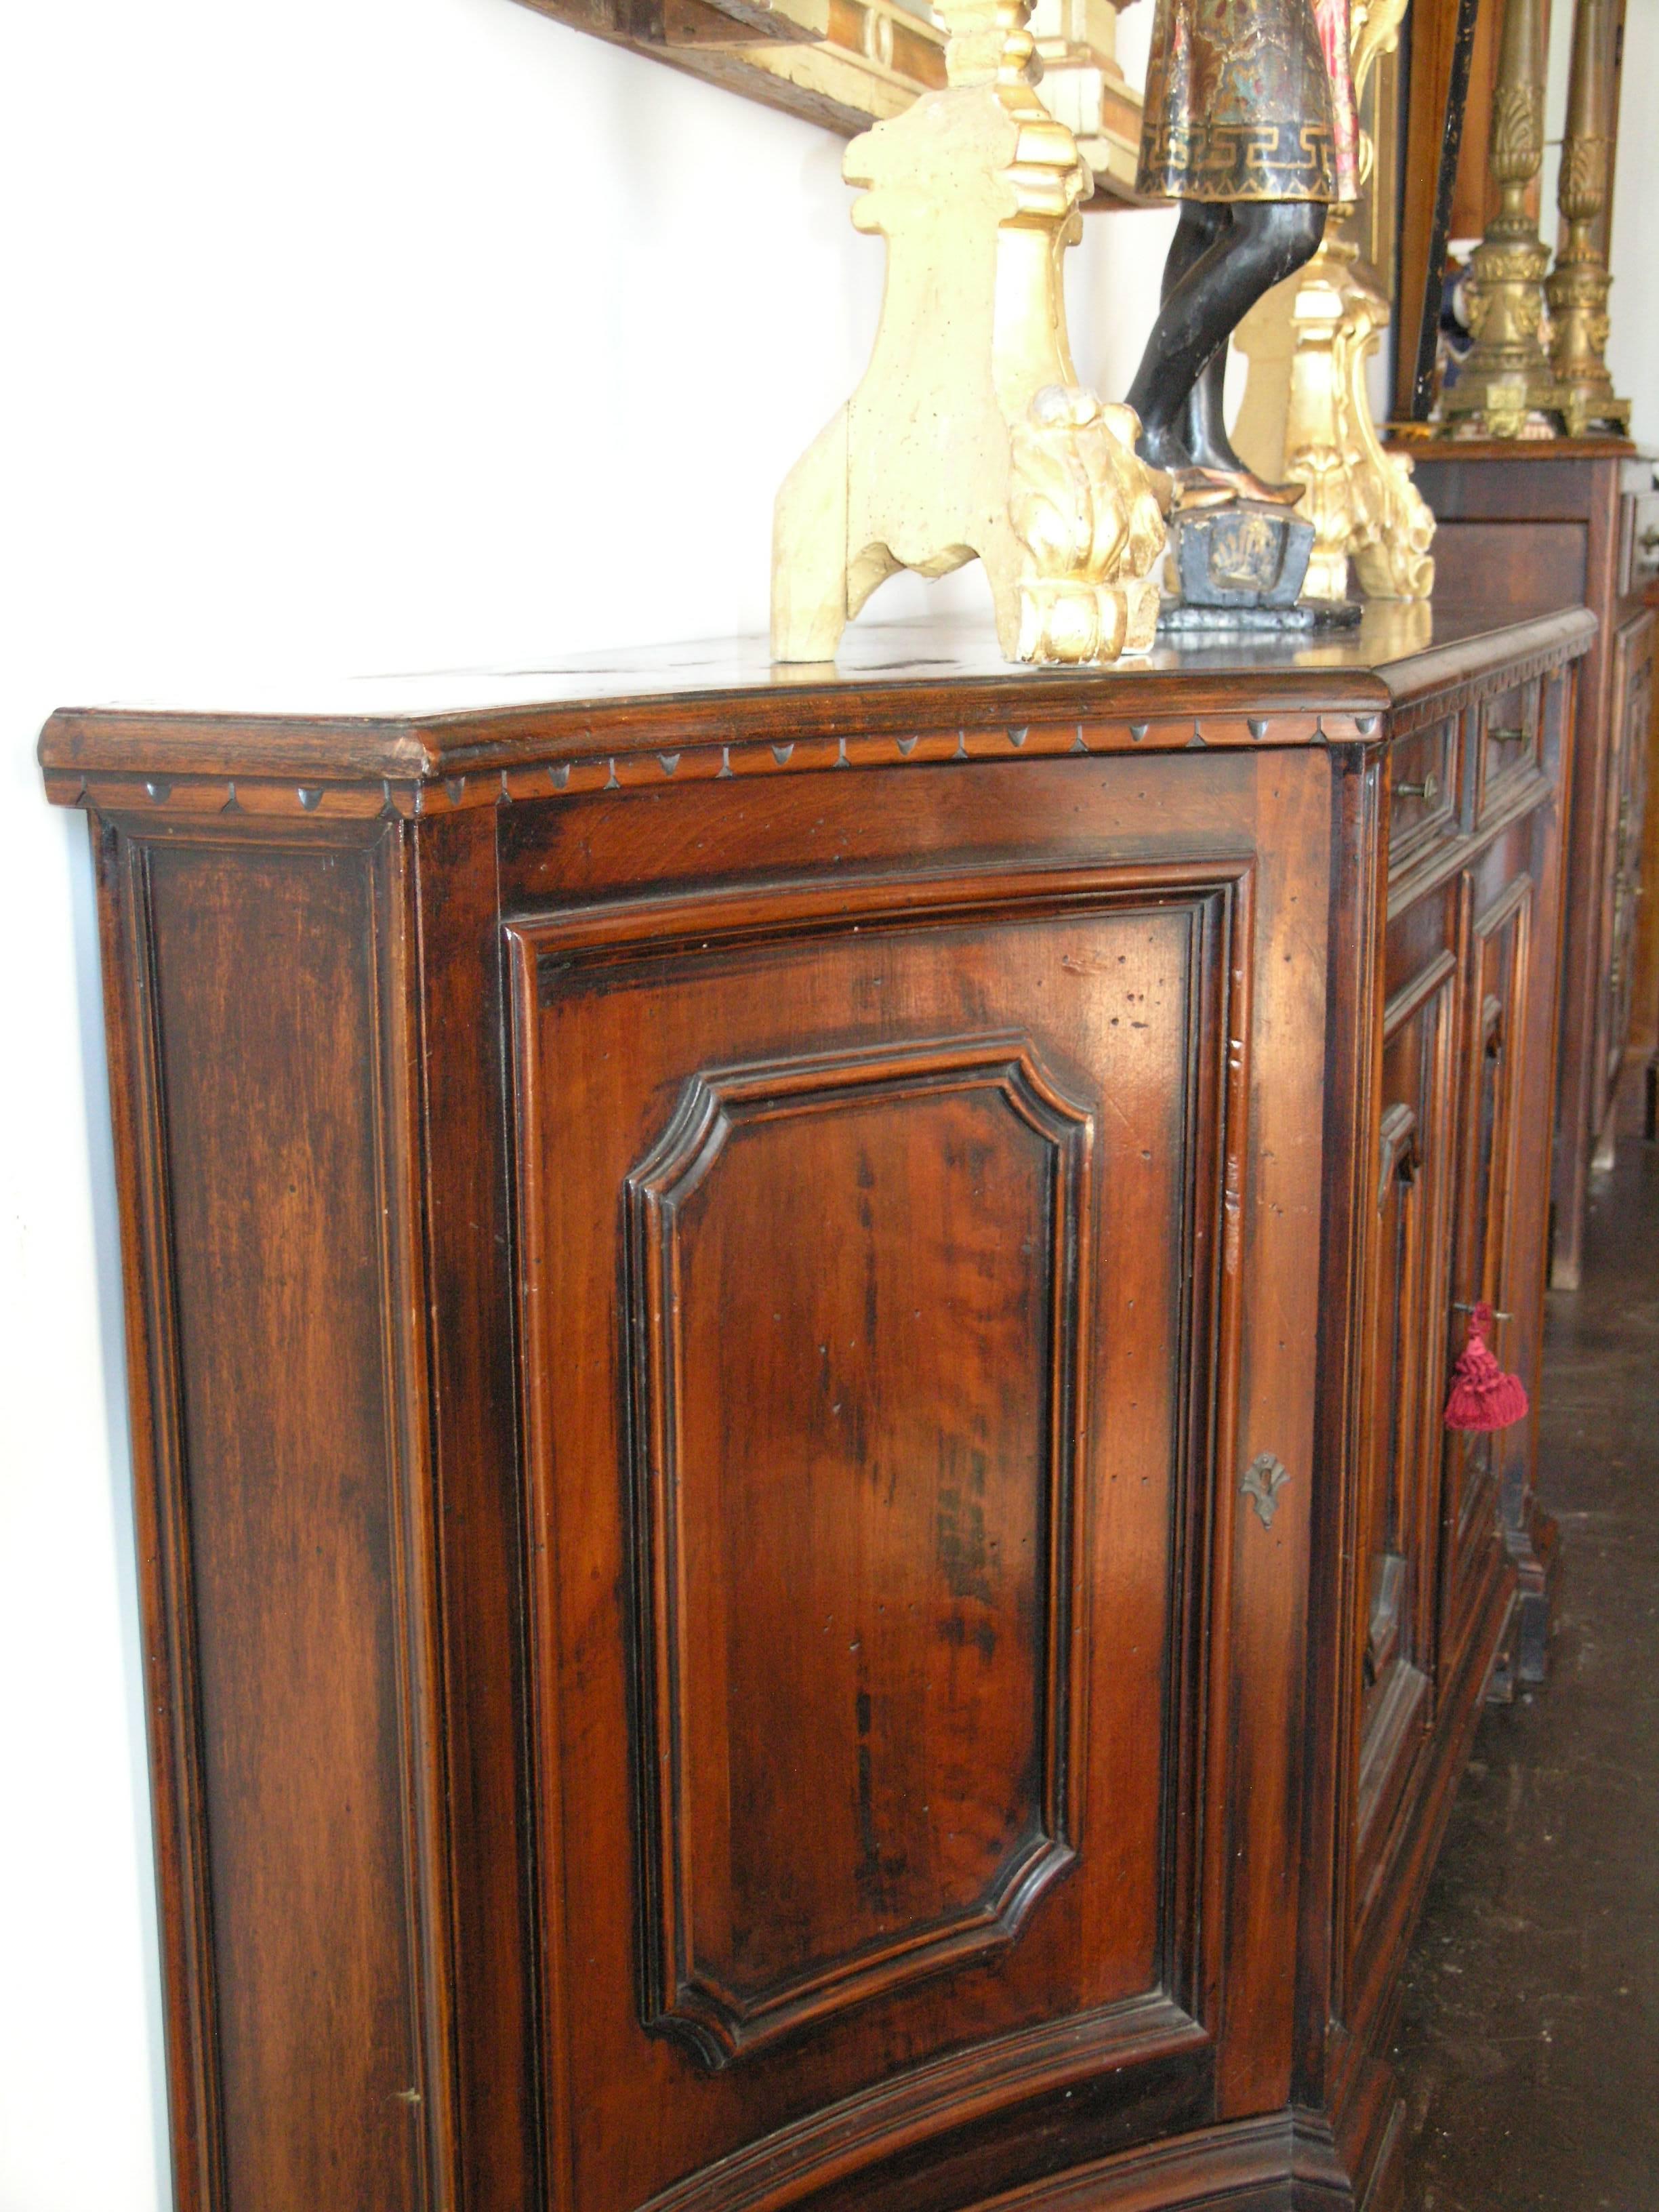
94,817,224,2212
132,827,428,2212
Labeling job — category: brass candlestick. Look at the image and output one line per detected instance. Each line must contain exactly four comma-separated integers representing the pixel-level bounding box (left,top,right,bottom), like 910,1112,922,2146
1439,0,1568,437
1547,0,1631,436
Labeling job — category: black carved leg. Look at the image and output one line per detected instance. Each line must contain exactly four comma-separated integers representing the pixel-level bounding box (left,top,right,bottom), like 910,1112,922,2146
1178,346,1233,481
1126,201,1228,472
1128,199,1328,478
1180,335,1306,505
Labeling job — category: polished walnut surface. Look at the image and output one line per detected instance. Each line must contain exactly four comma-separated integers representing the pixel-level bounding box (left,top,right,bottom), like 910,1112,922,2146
41,599,1588,766
42,600,1591,2212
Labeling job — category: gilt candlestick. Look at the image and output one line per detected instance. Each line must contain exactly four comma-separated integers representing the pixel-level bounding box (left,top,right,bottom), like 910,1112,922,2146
1439,0,1568,437
1547,0,1631,436
1231,0,1437,599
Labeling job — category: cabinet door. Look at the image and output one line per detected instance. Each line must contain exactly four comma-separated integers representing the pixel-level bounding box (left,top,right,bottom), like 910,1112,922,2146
1441,868,1534,1674
1599,612,1654,1130
1353,941,1458,1881
501,752,1330,2212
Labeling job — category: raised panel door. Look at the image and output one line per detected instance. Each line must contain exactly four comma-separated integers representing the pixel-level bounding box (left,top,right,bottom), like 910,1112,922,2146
1441,869,1534,1677
625,1038,1092,2065
501,756,1330,2212
1353,943,1459,1895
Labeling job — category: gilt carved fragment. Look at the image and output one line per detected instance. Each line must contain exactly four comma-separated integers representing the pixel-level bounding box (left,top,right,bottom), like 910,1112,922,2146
1231,0,1435,600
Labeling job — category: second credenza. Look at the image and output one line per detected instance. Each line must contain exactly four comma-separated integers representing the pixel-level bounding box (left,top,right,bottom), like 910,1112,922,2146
1402,438,1656,1286
40,598,1591,2212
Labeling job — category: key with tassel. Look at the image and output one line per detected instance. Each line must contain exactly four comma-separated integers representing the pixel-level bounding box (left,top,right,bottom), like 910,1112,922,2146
1444,1302,1530,1432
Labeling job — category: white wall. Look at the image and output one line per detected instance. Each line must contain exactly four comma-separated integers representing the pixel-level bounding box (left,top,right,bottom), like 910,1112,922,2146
1538,0,1577,266
3,1,1653,2203
0,7,1172,2207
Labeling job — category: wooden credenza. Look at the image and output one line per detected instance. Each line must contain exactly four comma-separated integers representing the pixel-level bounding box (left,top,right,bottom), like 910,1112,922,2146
41,601,1589,2212
1400,440,1656,1286
1639,572,1659,1132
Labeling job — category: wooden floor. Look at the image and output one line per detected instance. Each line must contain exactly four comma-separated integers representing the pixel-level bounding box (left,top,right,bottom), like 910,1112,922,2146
1393,1079,1659,2209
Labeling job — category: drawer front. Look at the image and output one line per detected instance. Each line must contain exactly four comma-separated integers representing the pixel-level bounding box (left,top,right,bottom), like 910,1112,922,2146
1388,712,1459,879
1475,678,1542,819
1621,489,1659,598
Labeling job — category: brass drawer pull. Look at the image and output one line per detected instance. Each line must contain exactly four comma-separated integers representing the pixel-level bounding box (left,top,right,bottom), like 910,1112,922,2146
1639,524,1659,554
1488,725,1527,743
1397,771,1439,801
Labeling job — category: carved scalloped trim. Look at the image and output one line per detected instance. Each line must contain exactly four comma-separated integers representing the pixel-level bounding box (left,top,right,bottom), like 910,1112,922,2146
45,628,1591,821
43,708,1381,822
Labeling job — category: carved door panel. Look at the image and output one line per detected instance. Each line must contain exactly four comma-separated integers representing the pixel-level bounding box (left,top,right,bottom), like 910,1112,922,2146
1353,946,1458,1882
1598,613,1654,1132
503,757,1329,2212
1440,872,1533,1675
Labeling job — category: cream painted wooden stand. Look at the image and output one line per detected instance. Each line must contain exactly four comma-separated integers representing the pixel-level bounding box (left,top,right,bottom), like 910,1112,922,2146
771,0,1164,665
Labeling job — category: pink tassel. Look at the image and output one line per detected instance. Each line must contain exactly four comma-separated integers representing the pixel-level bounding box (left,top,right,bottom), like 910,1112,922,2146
1444,1303,1530,1432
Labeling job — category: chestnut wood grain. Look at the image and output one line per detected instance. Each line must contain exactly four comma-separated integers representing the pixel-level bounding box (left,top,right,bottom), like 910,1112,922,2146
43,603,1591,2212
